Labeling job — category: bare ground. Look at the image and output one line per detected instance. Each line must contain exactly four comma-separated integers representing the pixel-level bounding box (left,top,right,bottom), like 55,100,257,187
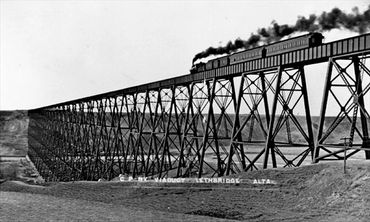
1,160,370,221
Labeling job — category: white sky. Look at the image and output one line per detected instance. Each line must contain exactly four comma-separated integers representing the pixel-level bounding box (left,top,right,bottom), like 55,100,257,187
1,0,369,114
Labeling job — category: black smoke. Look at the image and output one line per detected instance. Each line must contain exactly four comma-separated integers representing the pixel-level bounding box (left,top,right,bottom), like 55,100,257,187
192,5,370,64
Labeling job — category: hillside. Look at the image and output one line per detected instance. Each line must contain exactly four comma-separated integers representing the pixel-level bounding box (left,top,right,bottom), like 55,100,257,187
0,110,28,157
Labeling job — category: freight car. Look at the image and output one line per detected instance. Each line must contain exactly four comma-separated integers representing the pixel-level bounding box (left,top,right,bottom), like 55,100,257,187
190,32,324,74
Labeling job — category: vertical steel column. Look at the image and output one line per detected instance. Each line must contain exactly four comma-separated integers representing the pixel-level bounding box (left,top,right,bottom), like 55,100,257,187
299,67,315,162
211,78,236,176
158,86,176,178
113,96,125,176
167,85,189,177
261,72,271,128
353,56,370,158
124,94,137,175
226,76,246,175
177,84,194,177
313,60,334,161
263,67,282,168
198,78,216,177
131,93,141,178
144,90,159,176
137,90,150,176
150,89,164,176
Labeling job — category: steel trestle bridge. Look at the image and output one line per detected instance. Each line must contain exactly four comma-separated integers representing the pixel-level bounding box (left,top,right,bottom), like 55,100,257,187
28,33,370,181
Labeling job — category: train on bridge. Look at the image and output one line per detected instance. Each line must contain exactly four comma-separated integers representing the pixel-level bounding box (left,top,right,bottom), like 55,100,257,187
190,32,324,73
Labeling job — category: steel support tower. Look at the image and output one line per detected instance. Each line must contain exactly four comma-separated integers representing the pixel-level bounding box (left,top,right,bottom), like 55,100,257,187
28,33,370,181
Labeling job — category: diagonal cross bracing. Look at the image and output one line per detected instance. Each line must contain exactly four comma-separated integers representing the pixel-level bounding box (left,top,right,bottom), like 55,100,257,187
28,34,370,181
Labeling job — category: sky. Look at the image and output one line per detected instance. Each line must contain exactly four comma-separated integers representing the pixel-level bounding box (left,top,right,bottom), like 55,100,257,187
1,0,369,115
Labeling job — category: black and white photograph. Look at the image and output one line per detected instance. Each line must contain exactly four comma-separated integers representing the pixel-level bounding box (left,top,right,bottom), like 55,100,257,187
1,0,370,221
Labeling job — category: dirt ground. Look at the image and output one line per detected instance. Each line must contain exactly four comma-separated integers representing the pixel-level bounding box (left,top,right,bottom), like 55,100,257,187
1,160,370,221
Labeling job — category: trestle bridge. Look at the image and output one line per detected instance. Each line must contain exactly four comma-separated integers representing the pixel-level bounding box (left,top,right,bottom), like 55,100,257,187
28,33,370,181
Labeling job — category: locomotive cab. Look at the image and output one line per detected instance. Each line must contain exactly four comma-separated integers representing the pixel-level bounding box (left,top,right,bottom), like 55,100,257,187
190,62,206,74
190,65,197,74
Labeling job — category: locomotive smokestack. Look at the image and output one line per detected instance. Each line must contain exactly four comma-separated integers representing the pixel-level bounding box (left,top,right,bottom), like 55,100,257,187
192,5,370,64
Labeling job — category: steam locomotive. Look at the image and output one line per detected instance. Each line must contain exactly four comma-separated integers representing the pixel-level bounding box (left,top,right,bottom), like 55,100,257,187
190,32,324,73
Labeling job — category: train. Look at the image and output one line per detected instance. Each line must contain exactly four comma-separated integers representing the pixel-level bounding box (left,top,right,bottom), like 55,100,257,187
190,32,324,74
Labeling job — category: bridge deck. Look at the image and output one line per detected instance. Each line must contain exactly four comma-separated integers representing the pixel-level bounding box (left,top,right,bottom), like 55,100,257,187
32,33,370,110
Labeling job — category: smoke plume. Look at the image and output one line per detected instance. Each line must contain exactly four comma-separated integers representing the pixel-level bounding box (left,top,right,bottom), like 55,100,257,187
192,5,370,64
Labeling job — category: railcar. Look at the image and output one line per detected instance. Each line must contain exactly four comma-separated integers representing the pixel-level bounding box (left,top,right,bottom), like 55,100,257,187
213,59,219,69
229,46,265,65
190,32,324,74
211,55,230,70
265,32,324,56
219,56,229,67
206,60,213,70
